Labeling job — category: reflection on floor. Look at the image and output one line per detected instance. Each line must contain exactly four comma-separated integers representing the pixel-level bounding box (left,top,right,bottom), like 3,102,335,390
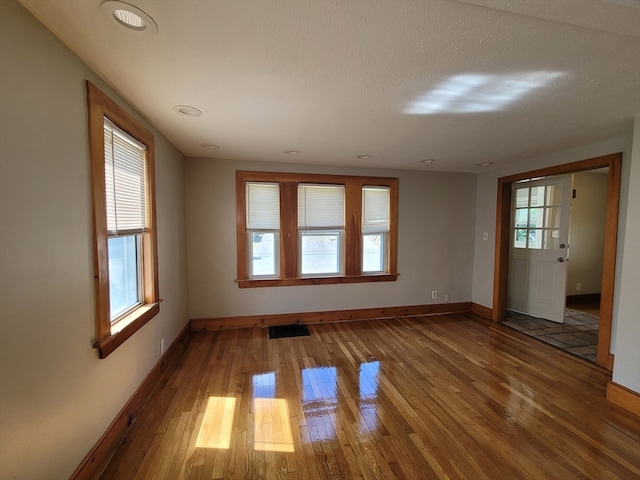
501,307,599,363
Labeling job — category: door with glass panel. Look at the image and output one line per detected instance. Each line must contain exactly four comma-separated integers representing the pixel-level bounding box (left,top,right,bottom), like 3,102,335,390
508,175,571,323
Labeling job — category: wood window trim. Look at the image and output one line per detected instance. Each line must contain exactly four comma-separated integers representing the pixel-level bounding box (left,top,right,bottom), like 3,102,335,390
87,81,160,358
492,152,622,369
236,171,399,288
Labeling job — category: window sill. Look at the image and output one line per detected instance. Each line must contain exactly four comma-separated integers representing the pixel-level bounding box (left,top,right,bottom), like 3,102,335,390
94,301,161,358
237,274,398,288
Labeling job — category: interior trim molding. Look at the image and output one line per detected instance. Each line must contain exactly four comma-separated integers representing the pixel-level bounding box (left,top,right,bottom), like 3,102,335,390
471,302,493,320
606,381,640,416
566,293,602,305
492,152,622,370
607,354,615,371
191,302,472,331
70,323,191,480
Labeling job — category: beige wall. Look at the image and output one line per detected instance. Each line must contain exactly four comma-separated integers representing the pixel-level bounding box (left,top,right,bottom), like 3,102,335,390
612,115,640,392
186,158,477,318
566,171,608,296
0,2,189,479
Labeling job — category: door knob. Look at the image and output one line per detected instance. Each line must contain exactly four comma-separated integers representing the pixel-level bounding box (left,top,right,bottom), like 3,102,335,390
557,257,565,263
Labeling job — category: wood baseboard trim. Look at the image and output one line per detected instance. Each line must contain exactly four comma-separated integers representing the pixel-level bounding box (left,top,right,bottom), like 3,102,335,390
566,293,601,305
606,353,615,370
70,323,192,480
606,381,640,416
191,302,472,331
471,302,493,320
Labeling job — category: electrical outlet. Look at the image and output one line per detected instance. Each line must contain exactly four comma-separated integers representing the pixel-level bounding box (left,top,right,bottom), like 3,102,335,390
482,232,488,241
444,293,450,302
160,338,166,355
431,290,437,299
576,283,582,291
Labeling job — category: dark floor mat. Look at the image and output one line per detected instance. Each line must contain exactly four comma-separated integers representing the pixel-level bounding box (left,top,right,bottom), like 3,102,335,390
268,324,310,339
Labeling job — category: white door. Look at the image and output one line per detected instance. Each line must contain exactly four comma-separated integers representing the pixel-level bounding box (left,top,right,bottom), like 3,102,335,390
508,175,572,323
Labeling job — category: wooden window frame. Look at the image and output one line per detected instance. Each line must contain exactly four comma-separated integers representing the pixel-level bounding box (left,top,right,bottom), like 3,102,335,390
236,171,399,288
87,81,160,358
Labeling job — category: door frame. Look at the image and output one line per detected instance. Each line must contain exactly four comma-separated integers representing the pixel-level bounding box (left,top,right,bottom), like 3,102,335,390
492,152,622,369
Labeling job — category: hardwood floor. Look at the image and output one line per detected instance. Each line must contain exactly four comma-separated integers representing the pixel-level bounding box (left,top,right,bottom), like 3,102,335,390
100,313,640,479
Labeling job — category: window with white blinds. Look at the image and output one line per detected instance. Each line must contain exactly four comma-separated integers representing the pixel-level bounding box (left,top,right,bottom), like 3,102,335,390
88,81,159,358
236,170,398,287
362,186,390,273
246,182,280,278
103,118,147,236
246,182,280,230
362,187,390,234
298,184,345,230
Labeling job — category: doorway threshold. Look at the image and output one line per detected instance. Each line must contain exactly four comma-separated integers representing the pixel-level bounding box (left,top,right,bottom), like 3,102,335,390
501,309,599,363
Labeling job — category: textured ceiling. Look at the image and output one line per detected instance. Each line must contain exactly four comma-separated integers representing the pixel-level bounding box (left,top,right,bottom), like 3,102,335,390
18,0,640,172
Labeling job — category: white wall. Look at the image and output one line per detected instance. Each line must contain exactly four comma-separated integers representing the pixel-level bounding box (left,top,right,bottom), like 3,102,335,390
566,171,608,296
0,2,189,479
612,115,640,392
186,158,477,318
471,134,635,383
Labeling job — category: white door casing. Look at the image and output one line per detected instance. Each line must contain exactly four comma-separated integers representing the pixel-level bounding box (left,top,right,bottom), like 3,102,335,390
508,175,572,323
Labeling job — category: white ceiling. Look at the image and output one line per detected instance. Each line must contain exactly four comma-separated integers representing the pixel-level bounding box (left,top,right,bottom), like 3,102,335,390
19,0,640,172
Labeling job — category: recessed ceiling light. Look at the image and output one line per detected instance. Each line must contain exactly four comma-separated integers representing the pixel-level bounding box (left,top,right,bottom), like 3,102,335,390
477,162,494,167
200,143,220,150
284,150,300,155
100,1,158,34
357,155,372,159
173,105,202,117
419,159,436,164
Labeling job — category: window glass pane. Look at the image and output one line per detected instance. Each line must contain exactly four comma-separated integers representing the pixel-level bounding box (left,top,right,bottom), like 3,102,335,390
515,188,529,208
108,235,140,320
363,233,385,272
543,229,561,250
545,184,562,206
514,208,528,228
528,208,543,228
530,186,545,207
545,207,561,228
250,232,277,277
300,232,340,275
514,229,527,248
528,229,543,249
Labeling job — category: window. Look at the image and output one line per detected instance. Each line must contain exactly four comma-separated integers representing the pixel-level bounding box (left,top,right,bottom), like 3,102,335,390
513,184,562,250
236,171,398,287
87,81,160,358
246,182,280,277
362,186,390,273
298,184,345,275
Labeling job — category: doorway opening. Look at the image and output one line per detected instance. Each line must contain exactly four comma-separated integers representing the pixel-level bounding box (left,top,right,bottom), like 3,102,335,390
492,153,622,369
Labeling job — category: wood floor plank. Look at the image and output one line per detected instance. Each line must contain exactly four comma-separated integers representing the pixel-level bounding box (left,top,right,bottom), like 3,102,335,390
101,314,640,479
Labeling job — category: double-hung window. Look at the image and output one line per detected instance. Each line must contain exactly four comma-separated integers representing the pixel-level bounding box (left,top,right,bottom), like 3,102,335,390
236,171,398,287
104,118,146,318
298,184,345,276
87,82,160,358
246,182,280,278
362,186,390,273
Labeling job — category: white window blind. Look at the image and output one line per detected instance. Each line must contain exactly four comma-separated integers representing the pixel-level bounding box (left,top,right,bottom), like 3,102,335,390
104,118,147,235
298,184,345,230
362,187,390,234
246,182,280,229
